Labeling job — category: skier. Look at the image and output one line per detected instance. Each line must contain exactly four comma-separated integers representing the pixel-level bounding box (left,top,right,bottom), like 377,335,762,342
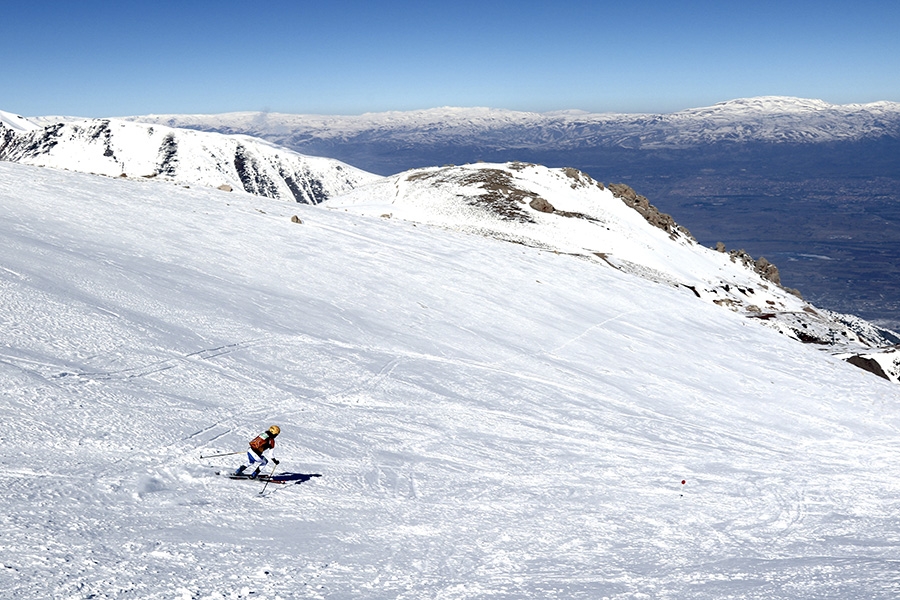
234,425,281,478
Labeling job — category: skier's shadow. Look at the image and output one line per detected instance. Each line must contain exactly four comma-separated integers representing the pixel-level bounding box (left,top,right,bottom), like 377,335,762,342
270,472,322,484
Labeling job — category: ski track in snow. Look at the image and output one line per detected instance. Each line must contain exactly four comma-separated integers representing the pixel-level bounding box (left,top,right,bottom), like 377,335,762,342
2,162,900,598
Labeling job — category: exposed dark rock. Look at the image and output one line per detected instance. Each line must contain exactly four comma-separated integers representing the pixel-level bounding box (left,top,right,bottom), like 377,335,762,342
88,120,110,141
754,256,781,285
608,183,694,241
795,330,825,344
0,123,64,161
1,118,371,206
562,167,604,190
87,120,117,160
0,124,17,157
276,165,328,204
529,197,555,213
233,145,281,200
717,245,788,287
407,168,541,223
846,355,890,380
157,134,178,176
508,161,535,171
281,169,307,203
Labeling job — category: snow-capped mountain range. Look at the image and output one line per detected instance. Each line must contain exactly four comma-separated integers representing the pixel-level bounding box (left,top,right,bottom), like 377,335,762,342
0,112,378,203
120,96,900,156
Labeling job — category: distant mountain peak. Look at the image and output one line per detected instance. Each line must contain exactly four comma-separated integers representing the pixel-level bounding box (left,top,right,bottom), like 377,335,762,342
707,96,834,111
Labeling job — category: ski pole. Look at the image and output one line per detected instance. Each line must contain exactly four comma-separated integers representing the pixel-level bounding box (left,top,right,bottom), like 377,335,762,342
259,461,279,496
199,451,245,459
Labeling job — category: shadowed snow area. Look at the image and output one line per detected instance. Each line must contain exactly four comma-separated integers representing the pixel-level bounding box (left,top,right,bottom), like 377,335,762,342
2,161,900,598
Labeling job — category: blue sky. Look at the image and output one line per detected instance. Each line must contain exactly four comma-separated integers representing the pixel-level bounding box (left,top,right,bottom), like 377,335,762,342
3,0,899,117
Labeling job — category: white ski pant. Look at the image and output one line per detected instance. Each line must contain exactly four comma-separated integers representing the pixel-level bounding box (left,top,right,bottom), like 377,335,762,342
241,451,268,473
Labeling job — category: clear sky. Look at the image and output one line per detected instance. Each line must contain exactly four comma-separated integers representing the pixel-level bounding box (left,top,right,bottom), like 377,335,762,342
3,0,899,117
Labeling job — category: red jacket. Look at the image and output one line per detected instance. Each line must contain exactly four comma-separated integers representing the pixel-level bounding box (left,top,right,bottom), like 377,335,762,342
249,432,275,456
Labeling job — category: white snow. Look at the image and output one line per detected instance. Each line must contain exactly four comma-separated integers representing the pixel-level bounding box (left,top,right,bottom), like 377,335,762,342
0,117,380,202
0,110,40,132
327,162,817,321
2,160,900,598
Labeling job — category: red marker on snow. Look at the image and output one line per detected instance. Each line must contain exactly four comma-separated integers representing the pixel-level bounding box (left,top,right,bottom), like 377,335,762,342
682,480,686,485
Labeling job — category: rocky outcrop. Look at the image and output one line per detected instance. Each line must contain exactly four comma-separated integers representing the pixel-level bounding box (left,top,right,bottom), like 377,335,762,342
713,242,799,293
753,256,780,285
0,123,15,156
841,348,900,383
0,122,64,161
846,355,891,380
608,183,694,241
157,133,178,177
408,167,545,223
529,197,555,213
562,167,605,191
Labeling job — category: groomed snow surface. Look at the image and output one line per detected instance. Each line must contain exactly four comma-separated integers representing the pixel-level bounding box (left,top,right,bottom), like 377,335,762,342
2,162,900,599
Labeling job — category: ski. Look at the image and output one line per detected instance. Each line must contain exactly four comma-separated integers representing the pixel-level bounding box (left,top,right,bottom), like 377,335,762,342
213,469,322,484
215,471,287,484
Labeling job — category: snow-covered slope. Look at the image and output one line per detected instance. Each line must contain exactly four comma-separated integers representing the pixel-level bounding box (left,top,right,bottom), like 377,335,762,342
0,117,380,203
3,160,900,598
125,96,900,154
328,161,900,374
0,109,40,133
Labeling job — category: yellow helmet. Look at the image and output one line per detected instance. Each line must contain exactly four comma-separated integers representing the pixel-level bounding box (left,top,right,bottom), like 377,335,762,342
268,425,281,436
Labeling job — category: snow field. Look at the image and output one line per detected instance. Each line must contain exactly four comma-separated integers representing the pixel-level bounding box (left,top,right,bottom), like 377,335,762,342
2,162,900,598
327,162,810,318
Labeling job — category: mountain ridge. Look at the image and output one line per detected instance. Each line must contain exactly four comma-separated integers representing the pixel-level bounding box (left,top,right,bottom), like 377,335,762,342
118,96,900,152
0,116,379,203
